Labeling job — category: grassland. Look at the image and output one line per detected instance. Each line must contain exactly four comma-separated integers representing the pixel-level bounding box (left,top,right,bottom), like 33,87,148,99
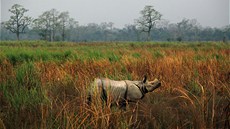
0,41,229,129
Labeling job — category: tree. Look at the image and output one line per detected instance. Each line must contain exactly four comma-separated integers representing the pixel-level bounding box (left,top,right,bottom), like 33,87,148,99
33,9,78,41
34,9,60,41
4,4,32,40
176,19,201,41
33,9,59,41
33,11,52,41
65,18,79,41
136,5,162,41
122,24,139,41
100,22,114,41
59,12,70,41
222,25,230,43
50,9,60,41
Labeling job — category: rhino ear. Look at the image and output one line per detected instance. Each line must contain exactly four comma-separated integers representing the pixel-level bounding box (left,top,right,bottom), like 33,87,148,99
142,75,147,83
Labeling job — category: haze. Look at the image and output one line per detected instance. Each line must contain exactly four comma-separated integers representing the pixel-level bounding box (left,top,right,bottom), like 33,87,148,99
1,0,229,28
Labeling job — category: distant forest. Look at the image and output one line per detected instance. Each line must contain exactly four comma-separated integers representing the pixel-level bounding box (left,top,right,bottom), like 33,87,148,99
1,6,230,42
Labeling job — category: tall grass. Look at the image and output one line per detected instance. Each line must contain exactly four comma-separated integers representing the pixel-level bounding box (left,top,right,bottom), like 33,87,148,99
0,41,229,129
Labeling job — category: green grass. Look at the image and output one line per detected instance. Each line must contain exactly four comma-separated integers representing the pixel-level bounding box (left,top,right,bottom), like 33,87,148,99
0,41,229,129
0,41,229,63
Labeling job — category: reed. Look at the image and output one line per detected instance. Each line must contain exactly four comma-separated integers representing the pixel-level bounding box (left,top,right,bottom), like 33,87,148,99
0,41,229,128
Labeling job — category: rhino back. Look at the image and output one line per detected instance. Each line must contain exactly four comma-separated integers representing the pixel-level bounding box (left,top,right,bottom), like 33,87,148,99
91,78,127,102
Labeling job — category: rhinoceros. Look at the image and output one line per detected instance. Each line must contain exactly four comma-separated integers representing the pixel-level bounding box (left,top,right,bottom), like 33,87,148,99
87,76,161,108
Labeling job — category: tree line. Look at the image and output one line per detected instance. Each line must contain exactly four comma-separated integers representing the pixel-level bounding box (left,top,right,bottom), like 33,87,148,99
1,4,230,42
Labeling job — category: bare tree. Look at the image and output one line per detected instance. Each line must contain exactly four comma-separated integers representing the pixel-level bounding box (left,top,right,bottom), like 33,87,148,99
136,5,162,41
4,4,32,40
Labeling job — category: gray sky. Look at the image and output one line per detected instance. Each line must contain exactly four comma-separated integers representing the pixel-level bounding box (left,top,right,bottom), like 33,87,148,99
1,0,229,28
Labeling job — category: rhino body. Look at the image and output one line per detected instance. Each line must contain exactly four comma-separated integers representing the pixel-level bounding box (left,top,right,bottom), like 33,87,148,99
87,76,161,108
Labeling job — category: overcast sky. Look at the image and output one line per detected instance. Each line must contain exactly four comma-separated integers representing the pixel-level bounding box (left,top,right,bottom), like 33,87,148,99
1,0,229,28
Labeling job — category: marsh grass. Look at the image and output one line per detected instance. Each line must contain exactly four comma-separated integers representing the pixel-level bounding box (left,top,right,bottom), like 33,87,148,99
0,41,229,128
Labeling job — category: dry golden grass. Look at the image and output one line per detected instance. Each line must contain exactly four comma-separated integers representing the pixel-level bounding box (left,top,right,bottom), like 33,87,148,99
0,41,229,128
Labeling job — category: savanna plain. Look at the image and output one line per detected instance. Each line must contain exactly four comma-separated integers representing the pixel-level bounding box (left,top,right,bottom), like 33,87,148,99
0,41,229,129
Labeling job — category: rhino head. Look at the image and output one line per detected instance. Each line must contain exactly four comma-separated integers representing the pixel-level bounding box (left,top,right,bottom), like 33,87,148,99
141,75,161,93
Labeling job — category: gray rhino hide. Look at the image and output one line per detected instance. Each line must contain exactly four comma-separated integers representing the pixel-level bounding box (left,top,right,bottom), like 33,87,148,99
87,78,161,106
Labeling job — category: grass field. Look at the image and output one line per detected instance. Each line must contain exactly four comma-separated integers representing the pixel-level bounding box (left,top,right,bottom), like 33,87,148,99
0,41,229,129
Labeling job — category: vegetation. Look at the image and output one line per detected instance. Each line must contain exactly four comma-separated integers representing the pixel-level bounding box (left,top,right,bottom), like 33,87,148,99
0,41,229,129
3,4,32,40
1,4,230,42
33,9,77,42
136,5,162,41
